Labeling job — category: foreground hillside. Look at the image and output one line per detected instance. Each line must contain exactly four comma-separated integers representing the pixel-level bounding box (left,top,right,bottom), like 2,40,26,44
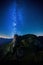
0,34,43,64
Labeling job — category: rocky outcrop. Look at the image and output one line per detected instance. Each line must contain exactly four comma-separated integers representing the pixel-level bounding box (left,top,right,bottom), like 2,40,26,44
0,34,40,62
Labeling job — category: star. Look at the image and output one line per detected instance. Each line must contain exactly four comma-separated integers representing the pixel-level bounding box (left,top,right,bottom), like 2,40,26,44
13,22,16,26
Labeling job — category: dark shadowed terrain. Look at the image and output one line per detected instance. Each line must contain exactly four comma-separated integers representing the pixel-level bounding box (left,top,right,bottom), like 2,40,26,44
0,34,43,64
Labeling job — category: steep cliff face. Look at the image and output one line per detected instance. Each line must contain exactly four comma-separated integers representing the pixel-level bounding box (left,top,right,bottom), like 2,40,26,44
0,34,40,61
10,34,40,61
20,34,39,47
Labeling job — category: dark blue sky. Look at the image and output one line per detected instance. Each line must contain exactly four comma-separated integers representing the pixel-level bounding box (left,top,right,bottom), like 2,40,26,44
0,0,43,37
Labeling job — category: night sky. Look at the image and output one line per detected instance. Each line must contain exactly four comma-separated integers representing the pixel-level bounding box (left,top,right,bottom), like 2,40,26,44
0,0,43,37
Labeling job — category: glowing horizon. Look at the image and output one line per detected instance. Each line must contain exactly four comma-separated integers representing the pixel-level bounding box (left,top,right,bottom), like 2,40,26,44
0,33,43,39
0,35,13,39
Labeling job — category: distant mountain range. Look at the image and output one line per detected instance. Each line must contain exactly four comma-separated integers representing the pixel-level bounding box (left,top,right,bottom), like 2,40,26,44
0,35,43,46
0,38,12,45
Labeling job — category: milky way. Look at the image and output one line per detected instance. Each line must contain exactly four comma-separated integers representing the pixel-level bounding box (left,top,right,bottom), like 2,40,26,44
0,0,43,37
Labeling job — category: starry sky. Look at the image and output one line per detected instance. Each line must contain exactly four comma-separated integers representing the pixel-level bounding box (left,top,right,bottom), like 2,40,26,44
0,0,43,37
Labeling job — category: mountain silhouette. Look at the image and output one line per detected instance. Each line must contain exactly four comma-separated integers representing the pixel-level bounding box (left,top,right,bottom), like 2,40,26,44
0,34,43,63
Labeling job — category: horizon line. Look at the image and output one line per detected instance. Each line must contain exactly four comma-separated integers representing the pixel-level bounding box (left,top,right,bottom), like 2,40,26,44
0,34,43,39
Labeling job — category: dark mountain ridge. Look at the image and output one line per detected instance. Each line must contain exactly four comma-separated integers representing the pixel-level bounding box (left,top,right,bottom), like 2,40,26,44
0,34,43,62
0,35,43,45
